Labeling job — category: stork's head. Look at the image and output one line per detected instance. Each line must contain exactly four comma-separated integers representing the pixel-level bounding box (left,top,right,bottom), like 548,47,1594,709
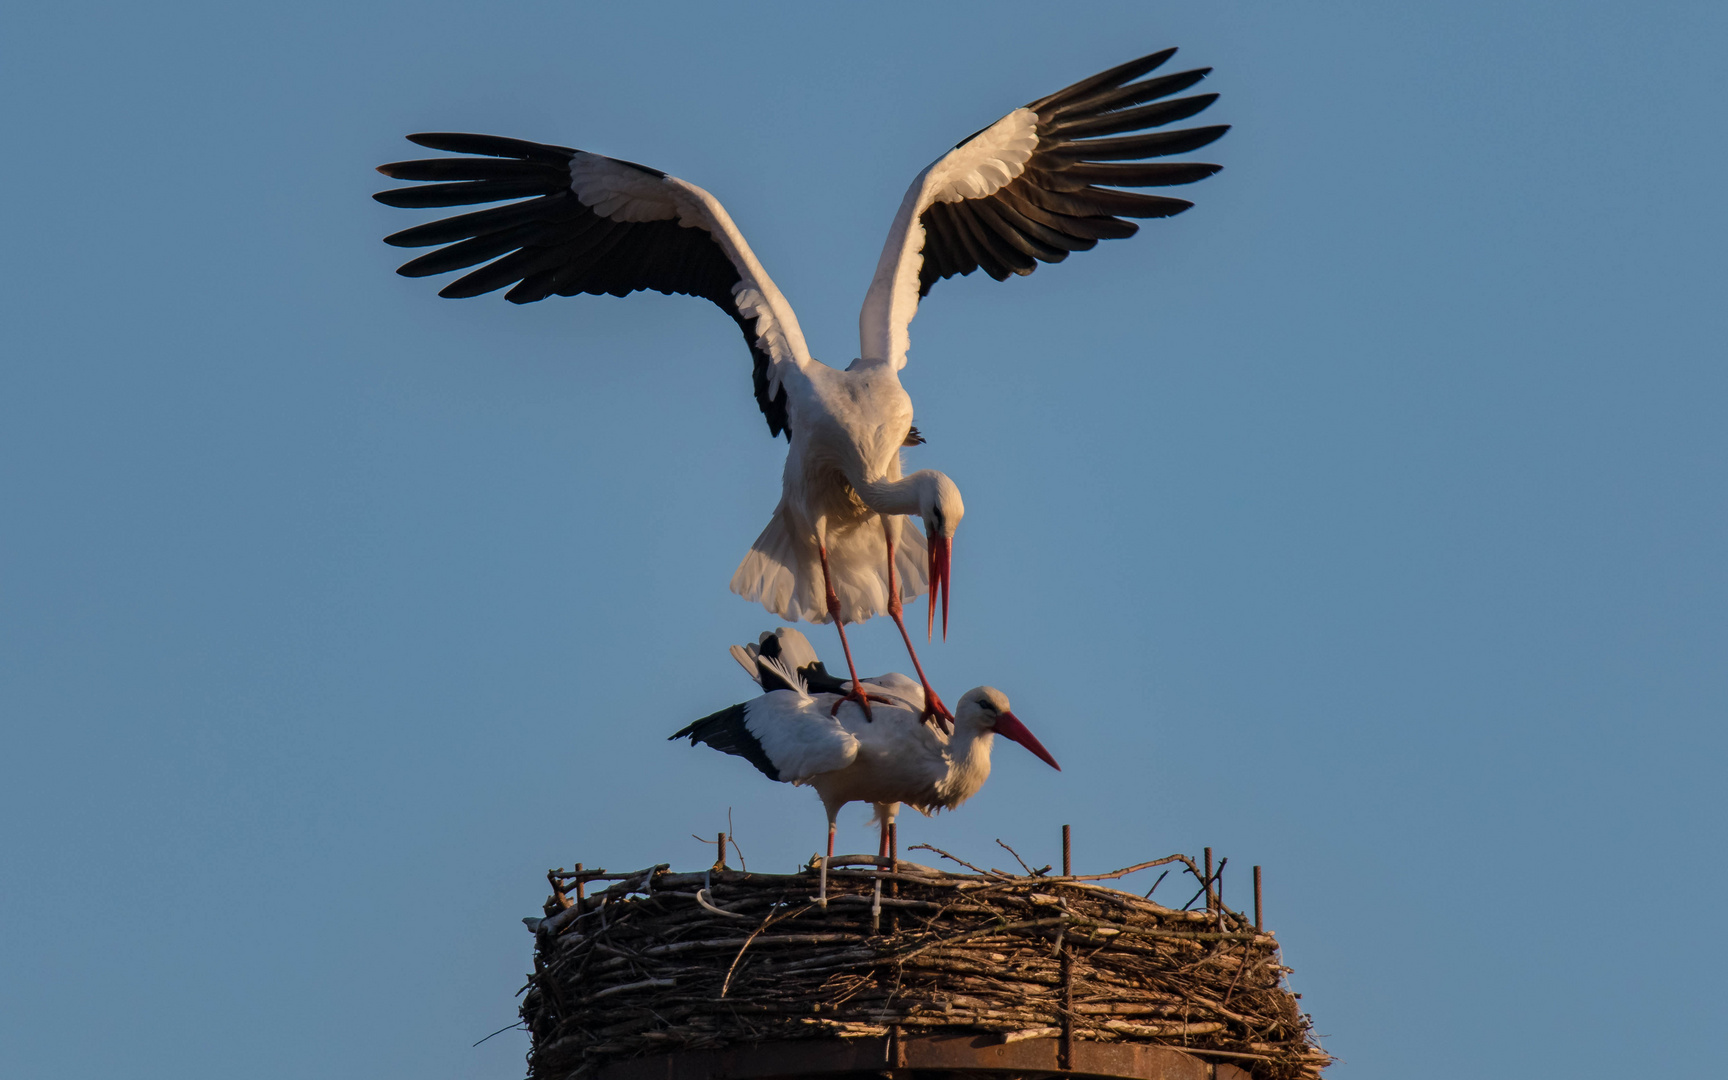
957,687,1060,771
914,471,965,640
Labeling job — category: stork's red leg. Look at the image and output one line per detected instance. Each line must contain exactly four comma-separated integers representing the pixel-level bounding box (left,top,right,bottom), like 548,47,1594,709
819,544,874,722
883,524,954,731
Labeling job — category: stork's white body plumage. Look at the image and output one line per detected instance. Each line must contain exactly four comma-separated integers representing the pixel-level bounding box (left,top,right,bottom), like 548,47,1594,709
730,361,937,628
376,50,1226,719
745,687,997,824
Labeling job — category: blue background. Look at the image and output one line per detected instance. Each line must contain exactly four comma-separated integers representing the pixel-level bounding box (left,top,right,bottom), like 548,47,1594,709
3,2,1723,1077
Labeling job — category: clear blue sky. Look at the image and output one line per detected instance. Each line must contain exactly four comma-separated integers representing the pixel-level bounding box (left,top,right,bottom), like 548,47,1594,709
3,2,1723,1077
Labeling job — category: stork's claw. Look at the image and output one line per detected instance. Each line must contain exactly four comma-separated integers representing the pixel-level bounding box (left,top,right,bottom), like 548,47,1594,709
920,686,955,734
830,688,897,721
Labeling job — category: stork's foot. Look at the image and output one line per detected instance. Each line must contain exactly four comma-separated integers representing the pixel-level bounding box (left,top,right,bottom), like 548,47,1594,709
920,685,955,734
829,688,896,721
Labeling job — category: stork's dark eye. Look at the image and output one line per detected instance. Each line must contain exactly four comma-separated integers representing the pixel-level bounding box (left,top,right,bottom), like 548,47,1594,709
979,698,999,714
929,507,946,532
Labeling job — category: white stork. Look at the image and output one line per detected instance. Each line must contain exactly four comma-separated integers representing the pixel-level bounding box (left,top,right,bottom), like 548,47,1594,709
374,49,1227,723
671,627,1061,902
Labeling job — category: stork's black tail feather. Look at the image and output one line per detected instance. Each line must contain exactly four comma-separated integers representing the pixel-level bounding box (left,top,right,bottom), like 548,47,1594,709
755,631,849,695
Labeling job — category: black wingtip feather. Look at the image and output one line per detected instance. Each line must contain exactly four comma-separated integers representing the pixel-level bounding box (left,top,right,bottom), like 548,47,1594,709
377,158,563,182
372,178,554,209
672,703,781,783
1052,124,1231,162
405,132,576,165
1053,68,1213,123
912,50,1224,301
1028,48,1178,113
1049,93,1219,140
1059,161,1223,188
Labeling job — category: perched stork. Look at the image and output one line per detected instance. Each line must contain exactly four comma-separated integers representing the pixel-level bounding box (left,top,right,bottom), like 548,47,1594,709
671,629,1061,902
373,49,1227,722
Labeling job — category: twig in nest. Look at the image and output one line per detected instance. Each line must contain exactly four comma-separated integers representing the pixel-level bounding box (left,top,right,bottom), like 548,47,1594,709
720,903,808,997
473,1020,524,1046
727,807,747,871
893,916,1068,962
1067,855,1198,883
1221,942,1251,1006
1145,870,1170,898
996,838,1036,876
908,843,1002,877
546,868,573,910
1180,856,1223,911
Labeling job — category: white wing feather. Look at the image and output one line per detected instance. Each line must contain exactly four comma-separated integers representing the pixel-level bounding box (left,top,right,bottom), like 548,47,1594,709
568,154,814,399
744,692,858,783
856,109,1040,369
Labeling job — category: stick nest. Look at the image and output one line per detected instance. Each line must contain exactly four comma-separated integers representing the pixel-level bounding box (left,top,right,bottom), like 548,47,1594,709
522,849,1328,1080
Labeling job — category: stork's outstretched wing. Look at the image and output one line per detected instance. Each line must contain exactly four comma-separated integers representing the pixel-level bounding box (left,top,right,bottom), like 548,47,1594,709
374,134,811,438
857,49,1227,370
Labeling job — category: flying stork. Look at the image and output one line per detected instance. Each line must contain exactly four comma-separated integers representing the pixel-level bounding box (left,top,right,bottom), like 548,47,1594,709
373,49,1227,723
671,627,1061,902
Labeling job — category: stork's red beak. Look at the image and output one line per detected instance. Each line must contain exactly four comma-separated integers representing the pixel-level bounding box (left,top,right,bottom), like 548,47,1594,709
926,533,951,642
993,711,1061,771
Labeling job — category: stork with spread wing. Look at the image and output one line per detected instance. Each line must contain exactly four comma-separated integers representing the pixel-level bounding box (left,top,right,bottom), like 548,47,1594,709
373,49,1226,725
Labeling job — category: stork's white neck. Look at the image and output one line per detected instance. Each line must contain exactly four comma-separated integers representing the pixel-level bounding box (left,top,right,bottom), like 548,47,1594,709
854,471,929,518
936,722,995,810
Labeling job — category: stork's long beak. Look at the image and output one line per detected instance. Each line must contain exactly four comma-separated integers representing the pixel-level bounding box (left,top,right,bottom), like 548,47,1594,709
926,533,951,642
993,711,1061,771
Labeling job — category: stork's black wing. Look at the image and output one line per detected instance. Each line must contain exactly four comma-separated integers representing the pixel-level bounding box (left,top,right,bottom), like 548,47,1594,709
374,134,811,438
859,49,1227,368
670,703,782,782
